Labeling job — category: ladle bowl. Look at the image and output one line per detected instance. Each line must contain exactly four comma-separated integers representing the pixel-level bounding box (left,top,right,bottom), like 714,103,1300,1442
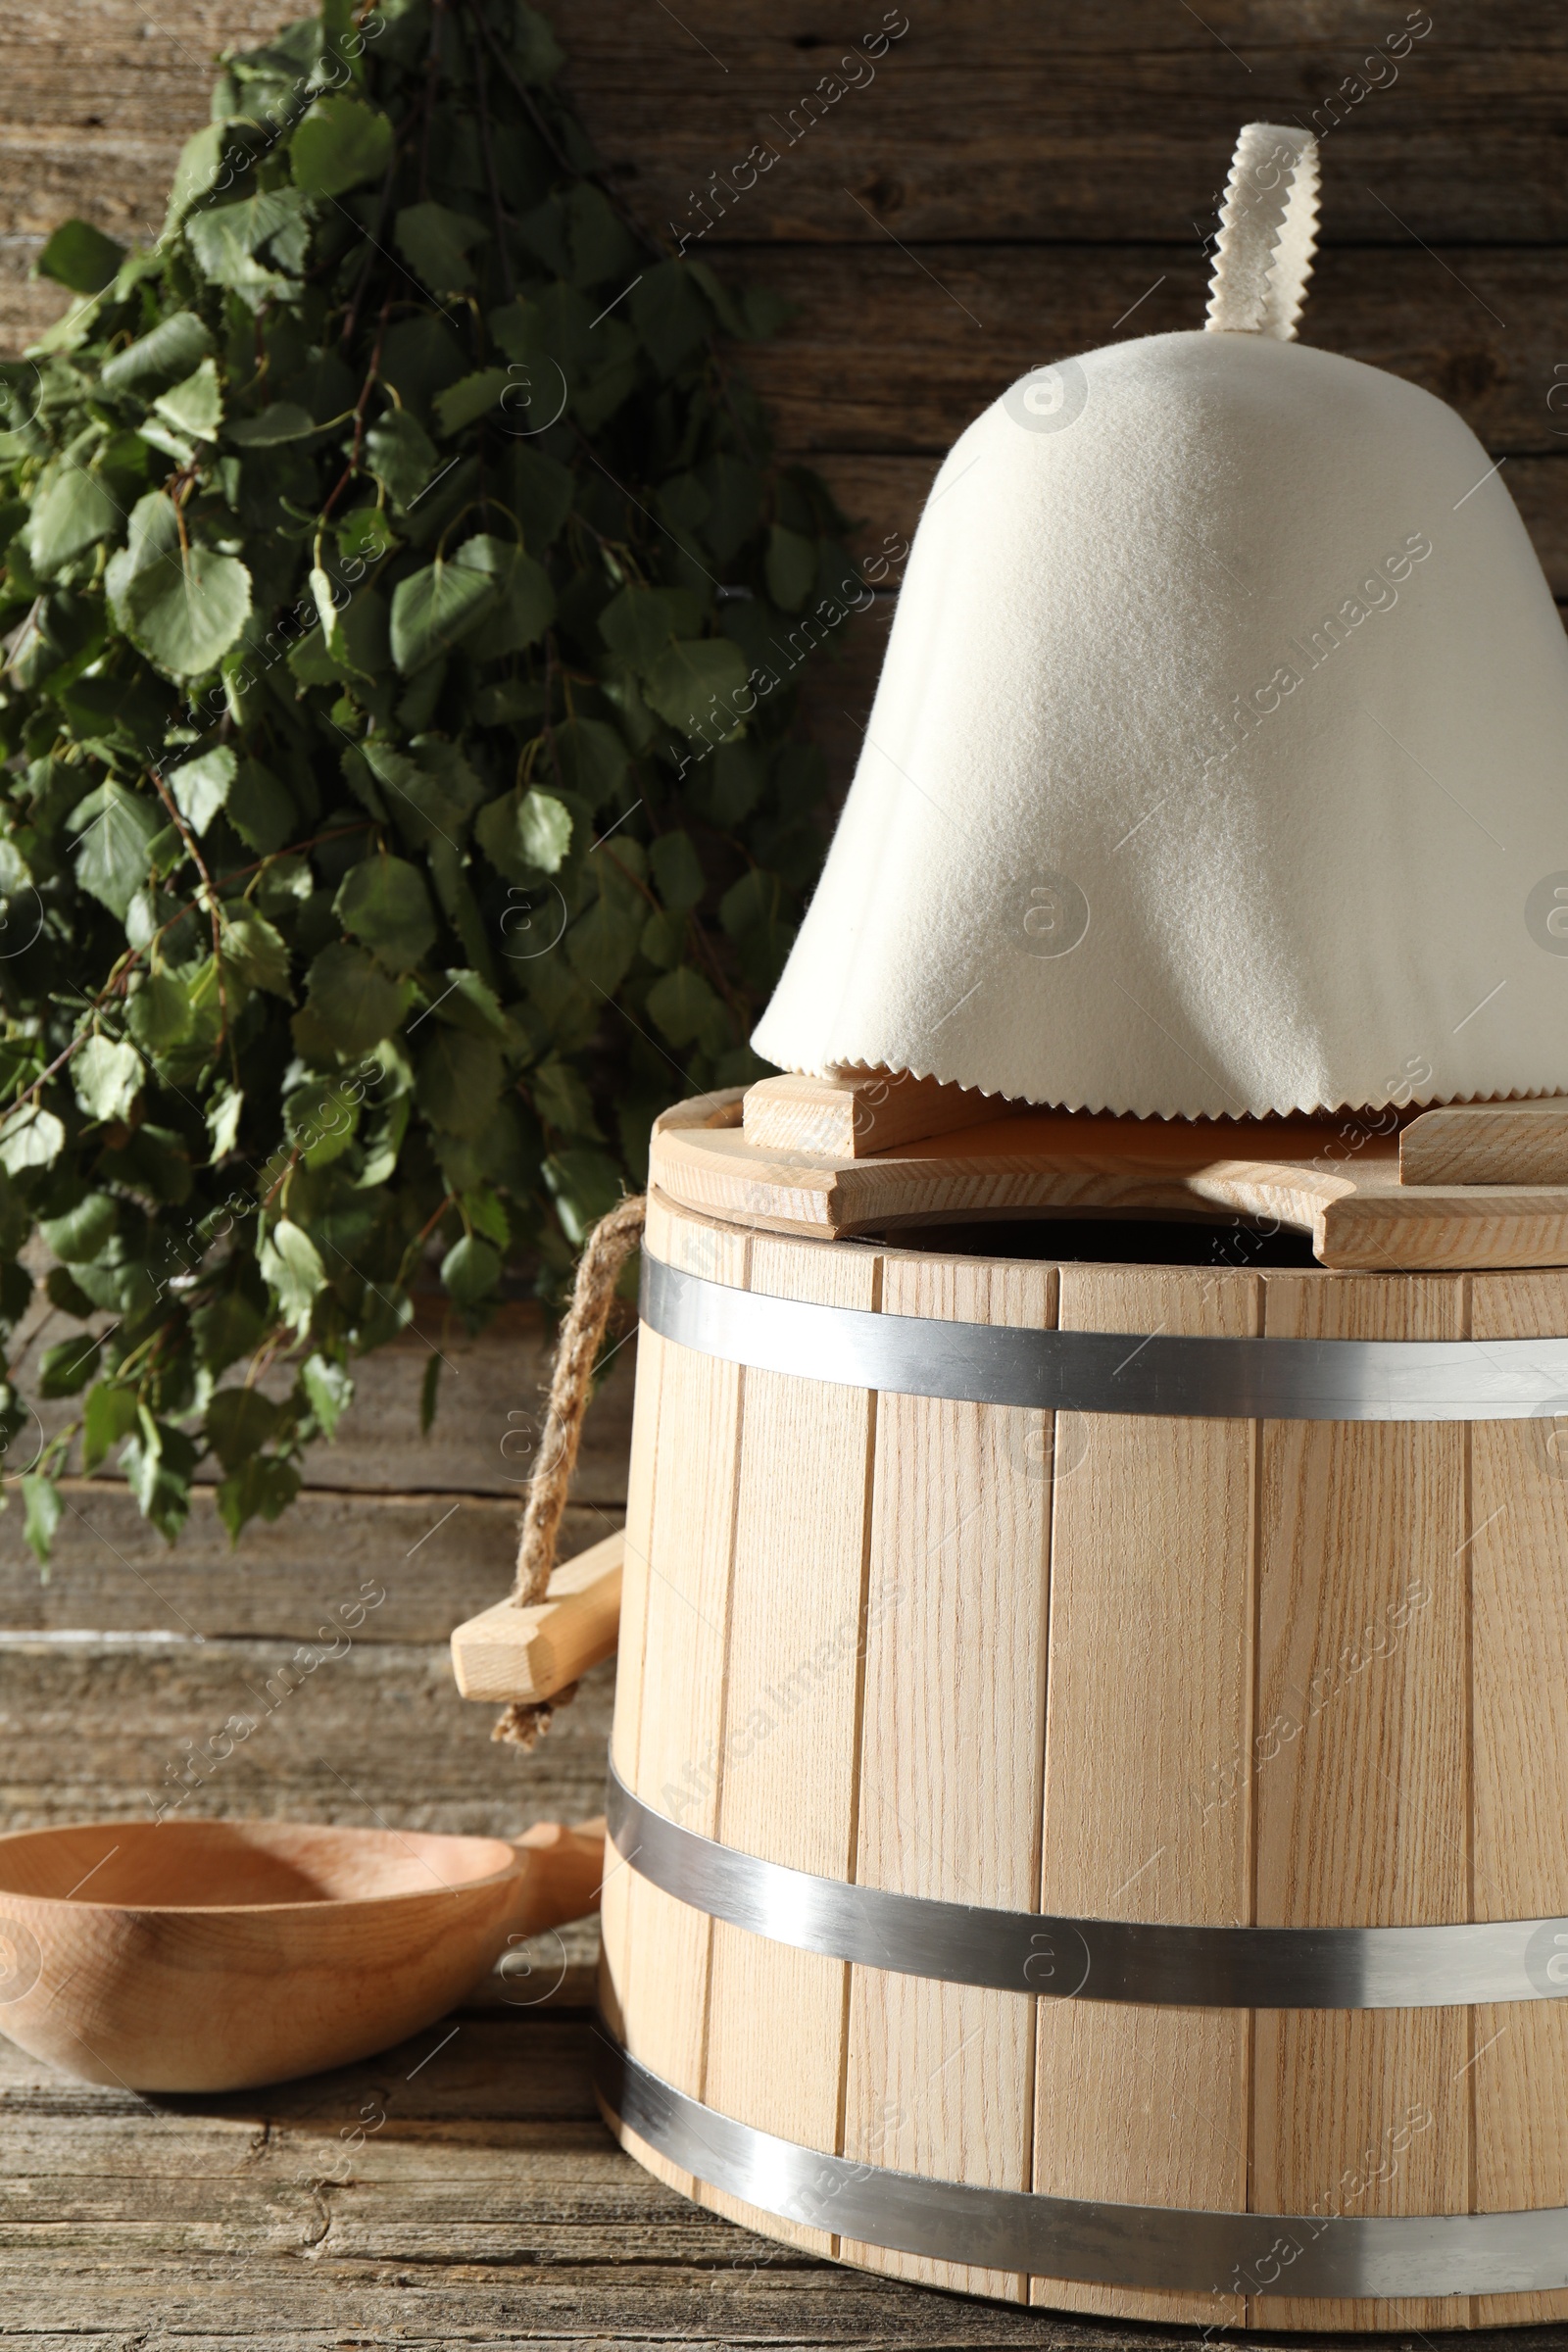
0,1813,604,2091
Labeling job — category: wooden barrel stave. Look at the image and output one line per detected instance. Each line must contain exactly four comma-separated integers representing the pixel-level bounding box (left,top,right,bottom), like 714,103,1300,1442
840,1252,1054,2302
1032,1264,1259,2327
603,1198,747,2205
701,1232,881,2259
602,1193,1568,2328
1470,1270,1568,2326
1251,1272,1468,2329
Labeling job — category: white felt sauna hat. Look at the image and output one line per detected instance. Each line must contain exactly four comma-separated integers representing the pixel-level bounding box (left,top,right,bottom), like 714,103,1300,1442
753,123,1568,1119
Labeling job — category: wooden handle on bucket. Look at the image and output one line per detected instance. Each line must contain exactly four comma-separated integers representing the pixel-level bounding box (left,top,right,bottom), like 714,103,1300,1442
451,1529,623,1704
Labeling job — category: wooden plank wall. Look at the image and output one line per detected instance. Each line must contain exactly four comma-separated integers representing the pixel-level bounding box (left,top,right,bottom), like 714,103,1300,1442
10,5,1568,795
1,0,1565,1897
0,1288,636,1868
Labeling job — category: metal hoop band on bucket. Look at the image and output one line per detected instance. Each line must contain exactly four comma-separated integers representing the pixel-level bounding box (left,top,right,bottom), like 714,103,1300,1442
640,1250,1568,1424
607,1765,1568,2010
594,2034,1568,2300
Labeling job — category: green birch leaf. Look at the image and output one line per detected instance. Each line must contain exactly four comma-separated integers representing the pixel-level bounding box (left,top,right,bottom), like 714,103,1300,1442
100,311,213,395
225,757,296,853
362,736,484,851
104,487,179,602
73,1034,142,1122
363,407,439,508
37,1335,100,1398
225,402,319,447
168,744,236,832
647,962,725,1048
432,368,510,437
765,523,817,612
260,1215,326,1326
474,784,571,880
163,123,226,236
431,966,507,1035
649,830,706,913
462,1185,511,1246
207,1385,283,1471
185,190,312,299
426,840,494,981
39,1192,117,1261
552,716,629,803
207,1083,244,1157
389,553,498,673
335,855,436,973
36,219,126,296
289,94,393,197
222,911,292,996
531,1054,601,1138
123,1410,198,1540
643,638,750,736
121,543,252,677
298,941,406,1057
457,537,555,659
81,1379,139,1472
190,1293,265,1375
0,1105,65,1175
71,781,163,917
598,585,689,668
153,358,224,441
415,1027,504,1136
27,466,120,577
22,1472,61,1570
394,200,485,294
216,1453,303,1543
301,1351,352,1438
542,1147,624,1247
128,971,193,1053
440,1232,500,1306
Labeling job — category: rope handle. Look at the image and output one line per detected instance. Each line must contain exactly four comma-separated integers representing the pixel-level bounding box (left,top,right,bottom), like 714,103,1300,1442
1205,122,1319,342
493,1192,648,1750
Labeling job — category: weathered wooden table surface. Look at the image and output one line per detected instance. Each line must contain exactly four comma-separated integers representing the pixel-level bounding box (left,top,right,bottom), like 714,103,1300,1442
8,1984,1568,2352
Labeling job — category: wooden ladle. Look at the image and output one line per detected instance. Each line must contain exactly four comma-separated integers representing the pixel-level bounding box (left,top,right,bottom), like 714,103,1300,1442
0,1813,606,2093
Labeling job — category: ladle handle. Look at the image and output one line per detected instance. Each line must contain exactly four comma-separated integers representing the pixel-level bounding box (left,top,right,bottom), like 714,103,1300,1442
509,1816,607,1935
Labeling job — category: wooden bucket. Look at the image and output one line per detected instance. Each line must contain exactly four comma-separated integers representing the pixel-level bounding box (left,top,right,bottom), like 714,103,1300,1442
596,1082,1568,2328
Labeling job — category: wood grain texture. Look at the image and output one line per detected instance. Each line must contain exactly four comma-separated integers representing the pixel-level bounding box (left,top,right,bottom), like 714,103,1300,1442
840,1250,1054,2301
1032,1265,1259,2328
701,1225,879,2258
0,1634,618,1838
1401,1098,1568,1187
741,242,1560,458
652,1090,1568,1272
563,3,1568,246
652,1091,1366,1245
0,1481,617,1640
616,1197,750,2202
6,5,1568,675
597,1297,664,2054
742,1069,997,1158
37,2006,1568,2351
1250,1271,1470,2331
1468,1269,1568,2326
450,1530,623,1704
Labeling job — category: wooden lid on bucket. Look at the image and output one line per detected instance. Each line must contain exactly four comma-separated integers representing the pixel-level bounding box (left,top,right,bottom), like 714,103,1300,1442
649,1071,1568,1272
